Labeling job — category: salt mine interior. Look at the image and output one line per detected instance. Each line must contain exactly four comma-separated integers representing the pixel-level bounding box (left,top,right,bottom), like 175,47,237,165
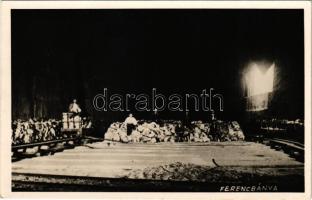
11,9,305,192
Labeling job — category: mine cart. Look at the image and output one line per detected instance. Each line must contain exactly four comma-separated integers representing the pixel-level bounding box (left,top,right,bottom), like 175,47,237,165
61,112,83,138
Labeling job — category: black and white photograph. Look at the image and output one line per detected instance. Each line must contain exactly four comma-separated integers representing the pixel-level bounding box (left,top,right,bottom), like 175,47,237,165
0,1,311,198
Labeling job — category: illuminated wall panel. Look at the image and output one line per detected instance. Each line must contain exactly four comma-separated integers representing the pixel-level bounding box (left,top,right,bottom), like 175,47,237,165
245,63,275,112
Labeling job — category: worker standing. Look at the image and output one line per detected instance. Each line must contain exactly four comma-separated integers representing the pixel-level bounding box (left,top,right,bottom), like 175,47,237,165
124,113,137,136
69,99,82,114
68,99,82,131
153,108,159,123
176,123,184,142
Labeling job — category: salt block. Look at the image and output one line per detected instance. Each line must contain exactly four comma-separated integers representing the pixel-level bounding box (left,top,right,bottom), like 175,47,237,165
40,145,49,150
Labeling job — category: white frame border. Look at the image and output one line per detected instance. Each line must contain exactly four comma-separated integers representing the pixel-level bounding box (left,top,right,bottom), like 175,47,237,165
0,1,311,199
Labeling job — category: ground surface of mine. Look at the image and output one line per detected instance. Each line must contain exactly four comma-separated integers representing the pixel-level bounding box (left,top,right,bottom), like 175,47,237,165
12,141,302,178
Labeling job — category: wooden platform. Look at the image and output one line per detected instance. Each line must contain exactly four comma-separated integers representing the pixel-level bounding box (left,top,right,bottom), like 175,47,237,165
12,141,303,178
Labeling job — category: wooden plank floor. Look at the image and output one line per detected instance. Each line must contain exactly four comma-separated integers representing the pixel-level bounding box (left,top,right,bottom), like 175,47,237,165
12,141,303,178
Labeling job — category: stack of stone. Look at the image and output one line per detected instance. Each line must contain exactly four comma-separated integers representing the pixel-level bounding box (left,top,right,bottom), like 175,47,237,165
104,120,245,143
104,121,177,143
189,121,211,142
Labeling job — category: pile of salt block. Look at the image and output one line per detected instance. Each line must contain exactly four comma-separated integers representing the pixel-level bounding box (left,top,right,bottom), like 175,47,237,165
104,120,244,143
190,120,245,142
104,121,176,143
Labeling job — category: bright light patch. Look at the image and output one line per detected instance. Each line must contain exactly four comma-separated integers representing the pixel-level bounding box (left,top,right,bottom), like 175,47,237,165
245,63,275,97
246,93,269,111
245,62,275,112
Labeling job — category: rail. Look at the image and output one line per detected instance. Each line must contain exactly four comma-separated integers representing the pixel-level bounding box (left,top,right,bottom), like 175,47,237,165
12,137,80,151
266,138,304,162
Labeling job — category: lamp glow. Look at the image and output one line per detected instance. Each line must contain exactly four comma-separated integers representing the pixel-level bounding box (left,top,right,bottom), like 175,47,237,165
245,63,275,97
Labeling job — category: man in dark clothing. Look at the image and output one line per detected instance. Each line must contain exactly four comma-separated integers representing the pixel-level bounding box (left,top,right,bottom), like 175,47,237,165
176,123,185,142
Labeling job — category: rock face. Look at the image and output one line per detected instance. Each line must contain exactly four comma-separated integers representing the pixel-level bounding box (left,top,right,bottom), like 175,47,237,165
104,120,245,143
